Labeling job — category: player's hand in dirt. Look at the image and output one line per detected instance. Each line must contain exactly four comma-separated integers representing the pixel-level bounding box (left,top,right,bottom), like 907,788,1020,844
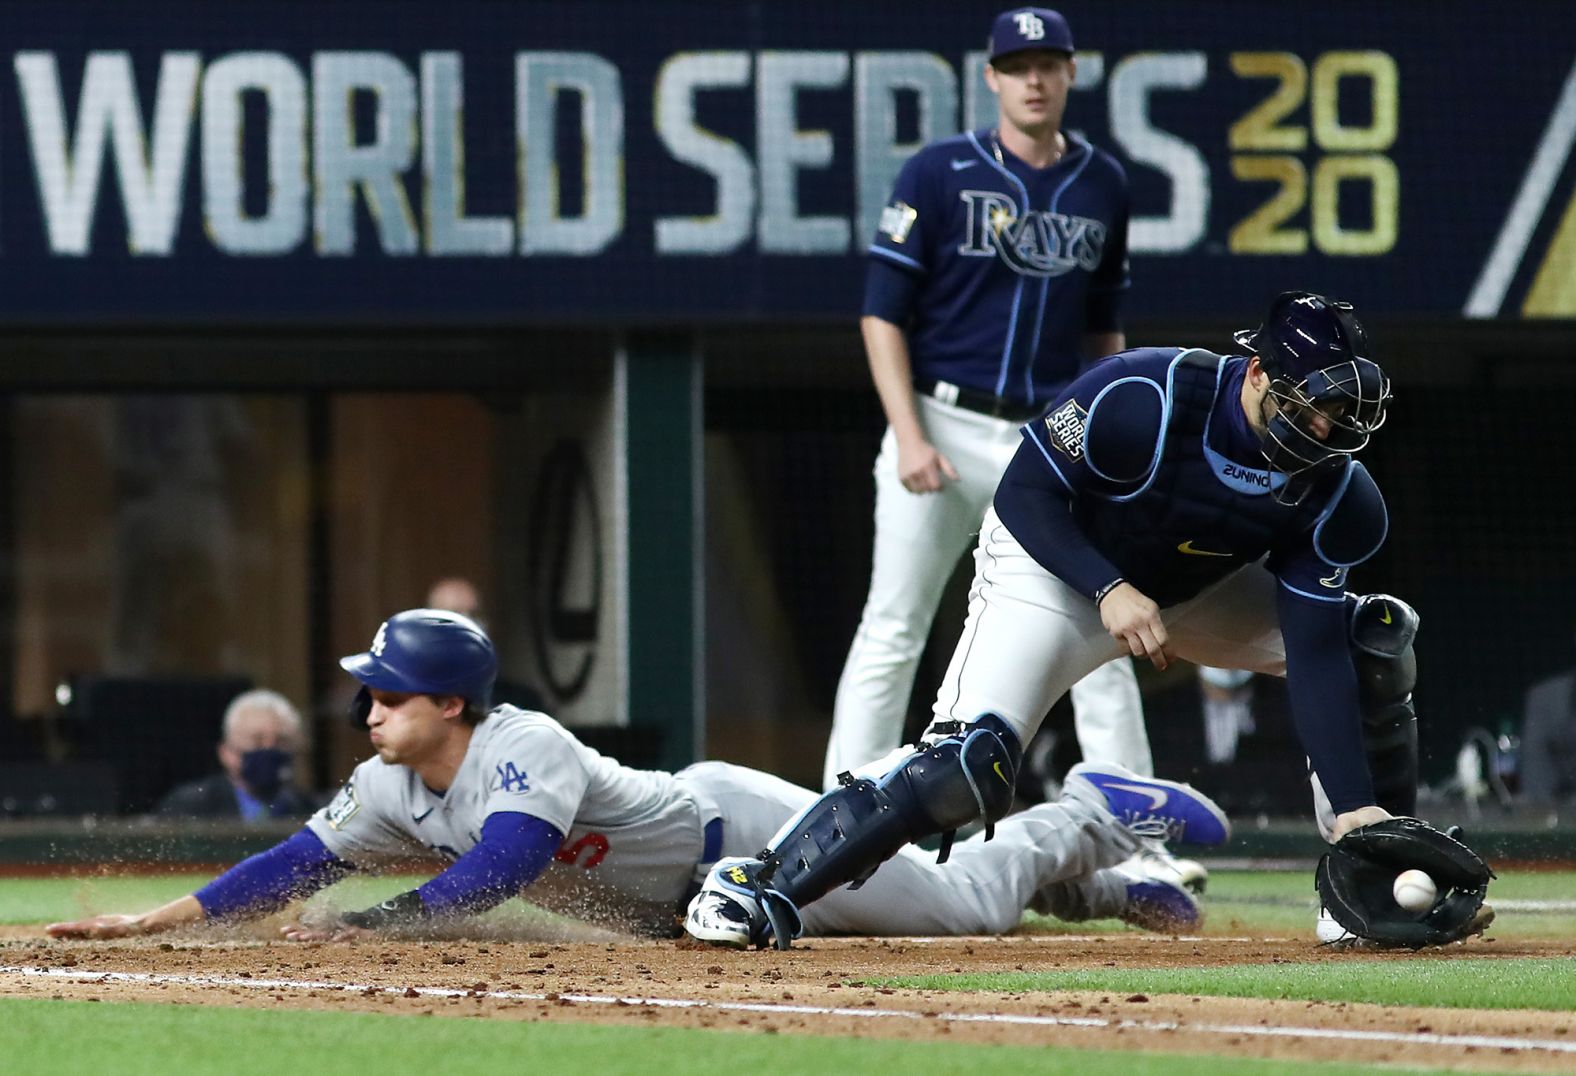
1098,582,1172,669
46,914,147,939
896,435,959,493
280,920,374,943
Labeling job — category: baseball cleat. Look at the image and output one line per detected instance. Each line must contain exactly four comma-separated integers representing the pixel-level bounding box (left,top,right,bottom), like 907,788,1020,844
684,891,758,949
1121,838,1210,895
1315,904,1358,945
1117,870,1202,933
1067,762,1231,847
683,857,802,950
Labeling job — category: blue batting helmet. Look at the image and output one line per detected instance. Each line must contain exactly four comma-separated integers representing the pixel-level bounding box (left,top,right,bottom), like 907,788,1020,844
340,609,497,707
1233,291,1390,490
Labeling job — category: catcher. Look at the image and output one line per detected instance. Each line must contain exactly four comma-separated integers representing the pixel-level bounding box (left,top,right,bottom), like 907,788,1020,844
48,609,1230,944
682,293,1496,952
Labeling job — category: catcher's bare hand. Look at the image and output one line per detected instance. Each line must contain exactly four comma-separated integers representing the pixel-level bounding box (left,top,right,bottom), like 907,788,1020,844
1098,582,1171,669
46,914,146,939
1332,805,1393,841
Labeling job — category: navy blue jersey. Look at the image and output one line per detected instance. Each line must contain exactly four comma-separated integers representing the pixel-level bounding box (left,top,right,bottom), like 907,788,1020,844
869,128,1130,407
997,346,1389,812
1016,347,1386,605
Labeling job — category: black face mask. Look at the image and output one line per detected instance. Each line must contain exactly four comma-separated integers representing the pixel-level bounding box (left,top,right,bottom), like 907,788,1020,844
239,747,293,801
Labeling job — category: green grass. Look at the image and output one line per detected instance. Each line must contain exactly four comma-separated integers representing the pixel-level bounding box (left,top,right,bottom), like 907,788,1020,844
0,874,422,926
7,868,1575,939
1018,869,1576,939
881,956,1576,1011
0,998,1454,1076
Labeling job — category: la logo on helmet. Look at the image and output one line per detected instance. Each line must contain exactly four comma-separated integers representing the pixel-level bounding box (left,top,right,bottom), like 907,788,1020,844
1014,12,1046,39
371,622,388,657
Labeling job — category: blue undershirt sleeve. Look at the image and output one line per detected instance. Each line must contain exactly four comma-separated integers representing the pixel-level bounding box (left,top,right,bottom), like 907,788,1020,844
1277,587,1376,814
415,812,564,918
994,442,1126,601
193,827,354,921
861,257,922,324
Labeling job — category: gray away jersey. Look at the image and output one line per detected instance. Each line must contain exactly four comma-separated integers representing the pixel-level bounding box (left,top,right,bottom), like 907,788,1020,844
306,706,709,930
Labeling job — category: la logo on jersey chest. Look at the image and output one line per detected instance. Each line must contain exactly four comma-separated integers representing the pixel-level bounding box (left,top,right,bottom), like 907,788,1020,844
956,190,1106,278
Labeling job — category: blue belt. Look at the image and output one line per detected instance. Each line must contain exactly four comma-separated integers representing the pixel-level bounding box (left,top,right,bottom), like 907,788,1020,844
701,816,723,863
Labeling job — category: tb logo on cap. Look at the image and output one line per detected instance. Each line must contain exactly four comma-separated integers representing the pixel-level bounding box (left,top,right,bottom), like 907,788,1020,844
1014,11,1046,40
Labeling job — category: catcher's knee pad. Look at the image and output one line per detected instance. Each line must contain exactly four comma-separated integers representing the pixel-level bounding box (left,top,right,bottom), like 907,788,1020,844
764,715,1021,909
1349,593,1420,816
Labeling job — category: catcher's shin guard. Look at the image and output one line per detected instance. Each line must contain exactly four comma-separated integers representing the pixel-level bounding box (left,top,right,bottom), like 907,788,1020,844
1349,593,1420,817
762,715,1021,916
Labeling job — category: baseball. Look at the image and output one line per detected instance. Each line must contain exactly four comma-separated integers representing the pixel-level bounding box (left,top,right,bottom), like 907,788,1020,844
1393,869,1437,913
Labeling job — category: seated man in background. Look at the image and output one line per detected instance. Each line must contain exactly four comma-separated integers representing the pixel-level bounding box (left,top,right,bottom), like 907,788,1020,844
51,609,1228,944
154,688,314,822
1520,628,1576,807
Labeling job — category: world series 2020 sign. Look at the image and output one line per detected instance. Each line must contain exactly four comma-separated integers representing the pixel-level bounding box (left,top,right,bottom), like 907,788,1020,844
0,1,1572,323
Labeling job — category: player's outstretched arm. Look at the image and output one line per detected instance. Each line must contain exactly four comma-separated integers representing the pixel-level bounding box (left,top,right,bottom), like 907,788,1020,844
51,830,351,941
280,813,563,943
47,895,206,939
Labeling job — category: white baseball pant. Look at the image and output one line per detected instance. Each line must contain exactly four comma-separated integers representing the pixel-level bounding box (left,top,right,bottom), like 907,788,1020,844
681,760,1137,936
932,506,1290,752
824,394,1149,789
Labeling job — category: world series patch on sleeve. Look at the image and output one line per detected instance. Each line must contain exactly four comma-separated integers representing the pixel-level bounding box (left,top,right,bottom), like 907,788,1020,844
1045,400,1087,461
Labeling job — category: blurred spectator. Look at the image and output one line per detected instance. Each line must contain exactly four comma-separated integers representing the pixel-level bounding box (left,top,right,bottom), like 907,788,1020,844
1520,631,1576,806
109,397,252,674
425,576,545,712
1198,665,1256,765
427,576,484,627
155,689,313,821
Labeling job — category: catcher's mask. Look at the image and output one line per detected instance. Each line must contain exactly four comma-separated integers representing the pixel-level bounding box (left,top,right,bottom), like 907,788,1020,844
1234,291,1390,503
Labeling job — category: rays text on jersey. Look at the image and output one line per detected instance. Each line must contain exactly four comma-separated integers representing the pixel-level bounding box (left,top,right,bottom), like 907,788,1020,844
957,190,1106,277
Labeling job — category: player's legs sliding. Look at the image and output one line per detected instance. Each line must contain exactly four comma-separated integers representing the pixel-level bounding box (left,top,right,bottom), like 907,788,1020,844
802,765,1218,937
687,714,1023,949
685,753,1230,949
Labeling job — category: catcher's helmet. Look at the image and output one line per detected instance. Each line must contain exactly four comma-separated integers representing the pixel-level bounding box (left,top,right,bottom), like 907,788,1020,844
1233,291,1390,493
340,609,497,707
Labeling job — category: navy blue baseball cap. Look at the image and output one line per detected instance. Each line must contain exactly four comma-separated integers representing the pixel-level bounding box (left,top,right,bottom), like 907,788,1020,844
988,7,1075,63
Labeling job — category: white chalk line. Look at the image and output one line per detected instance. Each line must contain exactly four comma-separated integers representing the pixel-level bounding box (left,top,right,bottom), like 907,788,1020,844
3,964,1573,1055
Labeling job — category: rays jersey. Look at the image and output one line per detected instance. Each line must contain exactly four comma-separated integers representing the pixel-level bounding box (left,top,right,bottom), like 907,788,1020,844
1016,347,1388,605
871,128,1130,407
307,706,712,930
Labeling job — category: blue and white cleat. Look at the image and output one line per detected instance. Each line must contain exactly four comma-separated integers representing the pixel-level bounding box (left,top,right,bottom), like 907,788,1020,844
1117,869,1202,933
683,857,802,950
1067,762,1232,847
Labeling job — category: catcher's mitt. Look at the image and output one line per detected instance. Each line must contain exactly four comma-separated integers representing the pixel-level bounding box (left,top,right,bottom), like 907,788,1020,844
1315,817,1494,949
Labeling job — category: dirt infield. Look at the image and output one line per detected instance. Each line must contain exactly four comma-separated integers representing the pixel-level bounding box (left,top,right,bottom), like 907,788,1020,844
3,926,1572,1071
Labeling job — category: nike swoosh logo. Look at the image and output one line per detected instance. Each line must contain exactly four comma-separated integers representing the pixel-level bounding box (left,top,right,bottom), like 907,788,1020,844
1177,540,1233,557
1380,604,1392,624
412,808,434,824
950,158,978,171
1106,781,1169,810
993,761,1010,785
1320,567,1346,587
